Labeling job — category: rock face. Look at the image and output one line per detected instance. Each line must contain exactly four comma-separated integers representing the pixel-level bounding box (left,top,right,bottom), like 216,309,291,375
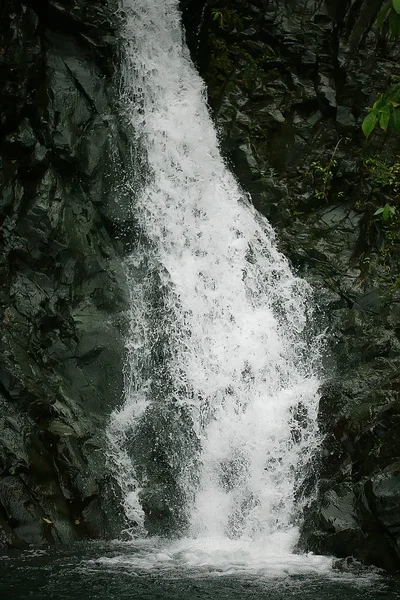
0,0,131,546
181,0,400,571
2,0,400,571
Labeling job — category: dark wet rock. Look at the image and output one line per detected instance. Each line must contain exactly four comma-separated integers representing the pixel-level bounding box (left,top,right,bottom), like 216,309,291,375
181,0,400,571
129,401,201,537
0,0,130,547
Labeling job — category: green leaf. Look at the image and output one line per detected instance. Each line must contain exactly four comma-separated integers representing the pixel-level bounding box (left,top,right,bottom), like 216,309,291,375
389,84,400,103
393,0,400,14
383,204,391,220
389,108,400,133
373,97,384,111
362,111,378,138
389,9,400,36
374,204,396,220
379,105,391,131
378,0,392,28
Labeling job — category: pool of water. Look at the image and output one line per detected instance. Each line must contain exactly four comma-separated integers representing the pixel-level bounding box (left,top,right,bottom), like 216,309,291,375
1,539,399,600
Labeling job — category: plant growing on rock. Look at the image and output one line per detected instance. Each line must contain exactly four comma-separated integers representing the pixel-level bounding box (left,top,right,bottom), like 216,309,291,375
212,9,224,28
374,203,397,220
378,0,400,36
364,156,400,221
309,140,342,202
362,84,400,138
210,6,250,32
362,1,400,138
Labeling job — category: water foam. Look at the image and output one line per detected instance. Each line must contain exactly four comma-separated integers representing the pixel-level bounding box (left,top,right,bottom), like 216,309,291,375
91,536,334,578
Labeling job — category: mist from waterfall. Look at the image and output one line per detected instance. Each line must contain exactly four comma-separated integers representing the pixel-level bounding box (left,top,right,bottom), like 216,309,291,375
107,0,323,558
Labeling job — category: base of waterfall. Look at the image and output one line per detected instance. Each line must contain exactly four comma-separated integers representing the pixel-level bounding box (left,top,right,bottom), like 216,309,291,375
91,533,334,577
1,539,391,600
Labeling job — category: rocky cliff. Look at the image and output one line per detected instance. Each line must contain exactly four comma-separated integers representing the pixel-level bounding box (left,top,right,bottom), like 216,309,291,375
0,0,131,546
181,0,400,571
2,0,400,572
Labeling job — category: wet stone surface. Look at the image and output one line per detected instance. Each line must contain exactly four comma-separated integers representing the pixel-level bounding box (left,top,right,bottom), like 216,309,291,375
0,0,132,547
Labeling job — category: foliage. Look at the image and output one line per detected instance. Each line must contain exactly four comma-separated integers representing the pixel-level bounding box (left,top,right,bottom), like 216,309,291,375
310,160,336,201
378,0,400,37
364,156,400,191
364,156,400,221
368,438,382,458
374,203,397,220
210,7,250,32
362,84,400,138
212,9,224,27
309,140,341,201
362,1,400,138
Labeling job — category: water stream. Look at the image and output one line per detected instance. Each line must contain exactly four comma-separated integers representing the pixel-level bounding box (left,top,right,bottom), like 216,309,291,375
108,0,323,565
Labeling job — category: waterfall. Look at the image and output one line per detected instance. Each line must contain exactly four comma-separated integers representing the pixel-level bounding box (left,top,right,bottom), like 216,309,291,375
108,0,322,552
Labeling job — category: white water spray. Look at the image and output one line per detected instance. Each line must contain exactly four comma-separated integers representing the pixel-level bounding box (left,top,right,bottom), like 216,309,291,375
108,0,322,556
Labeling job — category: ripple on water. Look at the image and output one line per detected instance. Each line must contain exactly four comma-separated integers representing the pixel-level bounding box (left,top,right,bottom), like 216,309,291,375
0,542,399,600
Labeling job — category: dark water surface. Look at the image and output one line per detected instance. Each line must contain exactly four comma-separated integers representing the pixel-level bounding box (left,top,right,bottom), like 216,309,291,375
1,541,400,600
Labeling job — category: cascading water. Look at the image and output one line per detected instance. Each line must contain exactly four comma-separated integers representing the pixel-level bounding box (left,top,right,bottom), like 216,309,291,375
108,0,323,561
